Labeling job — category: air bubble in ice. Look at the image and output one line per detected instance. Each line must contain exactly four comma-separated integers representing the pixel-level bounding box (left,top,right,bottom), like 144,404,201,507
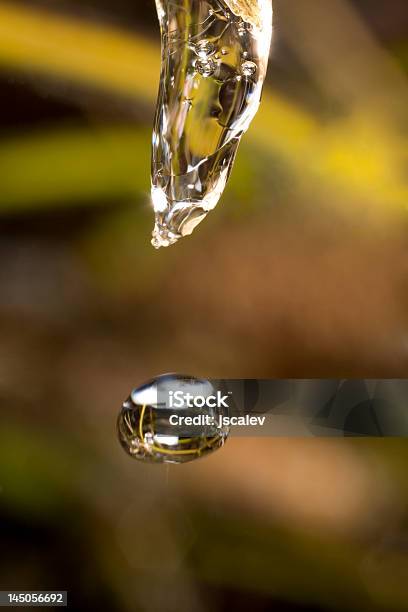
241,60,257,76
194,39,216,58
195,58,216,77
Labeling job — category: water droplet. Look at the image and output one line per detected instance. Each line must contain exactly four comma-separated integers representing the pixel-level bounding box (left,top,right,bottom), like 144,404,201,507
241,60,257,77
194,39,215,58
195,58,216,77
117,374,229,464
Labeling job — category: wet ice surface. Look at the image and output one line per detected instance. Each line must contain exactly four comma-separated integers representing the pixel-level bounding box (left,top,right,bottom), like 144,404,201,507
151,0,272,248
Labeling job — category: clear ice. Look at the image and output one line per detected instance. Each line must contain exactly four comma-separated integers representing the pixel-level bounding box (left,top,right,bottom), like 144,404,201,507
151,0,273,248
117,374,229,464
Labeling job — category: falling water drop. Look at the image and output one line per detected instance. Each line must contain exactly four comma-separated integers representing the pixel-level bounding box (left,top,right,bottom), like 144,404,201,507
151,0,273,248
117,374,229,464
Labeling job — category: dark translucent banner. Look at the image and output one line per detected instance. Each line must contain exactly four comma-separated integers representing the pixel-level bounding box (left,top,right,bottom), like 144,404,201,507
151,377,408,436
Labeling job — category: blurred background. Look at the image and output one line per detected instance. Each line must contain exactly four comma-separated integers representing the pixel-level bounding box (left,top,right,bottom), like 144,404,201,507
0,0,408,609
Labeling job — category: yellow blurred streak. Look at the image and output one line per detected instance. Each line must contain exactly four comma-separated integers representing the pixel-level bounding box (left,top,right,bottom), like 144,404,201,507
252,96,408,212
0,127,149,210
0,2,406,214
0,1,159,102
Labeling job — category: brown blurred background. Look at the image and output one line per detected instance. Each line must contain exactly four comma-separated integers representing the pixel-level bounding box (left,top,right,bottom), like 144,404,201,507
0,0,408,610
